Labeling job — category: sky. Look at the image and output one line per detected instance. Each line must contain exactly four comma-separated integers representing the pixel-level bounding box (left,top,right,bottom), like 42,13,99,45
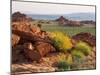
12,1,95,15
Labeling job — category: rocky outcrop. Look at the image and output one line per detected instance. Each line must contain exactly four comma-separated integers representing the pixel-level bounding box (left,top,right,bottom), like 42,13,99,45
23,42,56,61
35,42,56,56
72,32,96,46
12,12,33,22
12,34,20,47
80,20,96,25
12,22,50,42
23,43,41,61
12,45,26,63
67,20,81,26
56,16,81,26
12,22,55,62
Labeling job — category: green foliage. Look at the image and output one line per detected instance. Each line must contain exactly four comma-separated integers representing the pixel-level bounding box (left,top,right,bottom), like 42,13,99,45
71,49,86,69
75,41,92,56
49,31,73,52
57,53,73,70
72,49,85,59
58,53,73,65
57,61,70,70
66,54,73,65
37,24,42,28
57,53,67,61
71,41,92,66
41,24,96,36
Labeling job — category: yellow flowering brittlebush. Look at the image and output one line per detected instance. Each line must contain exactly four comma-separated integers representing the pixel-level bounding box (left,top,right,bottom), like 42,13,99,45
49,31,73,52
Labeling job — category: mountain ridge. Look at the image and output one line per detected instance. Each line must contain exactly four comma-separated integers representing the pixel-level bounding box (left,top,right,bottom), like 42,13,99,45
27,12,95,21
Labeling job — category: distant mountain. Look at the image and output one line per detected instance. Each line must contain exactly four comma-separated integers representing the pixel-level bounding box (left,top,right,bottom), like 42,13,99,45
27,12,95,21
65,13,95,21
27,14,60,20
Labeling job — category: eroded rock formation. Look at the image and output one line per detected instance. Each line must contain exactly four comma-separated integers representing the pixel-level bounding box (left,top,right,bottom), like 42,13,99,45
12,22,55,62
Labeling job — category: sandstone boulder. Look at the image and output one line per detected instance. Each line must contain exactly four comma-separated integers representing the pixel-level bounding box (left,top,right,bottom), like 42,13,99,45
23,42,56,61
12,22,51,44
12,45,26,63
35,42,56,56
23,43,41,61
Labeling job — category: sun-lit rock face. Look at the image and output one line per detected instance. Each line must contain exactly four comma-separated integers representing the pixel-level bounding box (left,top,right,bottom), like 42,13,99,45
12,20,56,62
72,32,96,46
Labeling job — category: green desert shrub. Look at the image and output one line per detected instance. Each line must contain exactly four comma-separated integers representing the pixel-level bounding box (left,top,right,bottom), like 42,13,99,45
57,53,73,70
58,53,73,65
57,61,71,70
48,31,73,52
71,41,92,66
75,41,92,56
72,49,85,59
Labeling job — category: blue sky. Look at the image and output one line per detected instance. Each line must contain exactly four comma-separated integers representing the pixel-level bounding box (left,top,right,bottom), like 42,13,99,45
12,1,95,14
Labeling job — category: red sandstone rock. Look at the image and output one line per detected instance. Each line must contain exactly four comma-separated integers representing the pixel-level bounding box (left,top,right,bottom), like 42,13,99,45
12,34,20,47
72,32,96,46
23,42,56,61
